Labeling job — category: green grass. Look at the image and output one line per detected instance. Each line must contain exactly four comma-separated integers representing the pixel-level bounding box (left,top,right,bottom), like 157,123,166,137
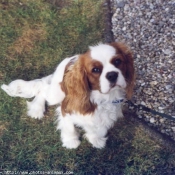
1,0,175,174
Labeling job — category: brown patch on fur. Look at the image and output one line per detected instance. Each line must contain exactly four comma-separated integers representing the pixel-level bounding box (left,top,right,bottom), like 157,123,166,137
61,42,135,115
61,54,97,116
109,42,135,99
82,52,102,91
8,25,46,58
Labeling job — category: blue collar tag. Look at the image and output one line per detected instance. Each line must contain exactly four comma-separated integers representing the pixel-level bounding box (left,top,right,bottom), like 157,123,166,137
112,99,124,104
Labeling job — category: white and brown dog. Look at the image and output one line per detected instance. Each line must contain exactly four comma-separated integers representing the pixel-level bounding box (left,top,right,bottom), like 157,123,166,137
1,42,135,149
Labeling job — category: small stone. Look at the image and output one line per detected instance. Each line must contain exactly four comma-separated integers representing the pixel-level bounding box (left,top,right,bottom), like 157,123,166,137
160,118,165,123
141,101,146,106
150,118,155,123
129,106,134,110
150,81,158,86
117,1,125,8
168,98,174,103
122,26,126,31
146,115,150,119
165,8,169,12
165,85,172,90
149,3,154,9
168,74,172,79
161,129,165,134
137,54,141,58
134,0,140,4
138,115,142,118
158,107,165,110
163,49,171,55
171,127,175,132
124,4,129,11
150,19,155,23
158,21,164,27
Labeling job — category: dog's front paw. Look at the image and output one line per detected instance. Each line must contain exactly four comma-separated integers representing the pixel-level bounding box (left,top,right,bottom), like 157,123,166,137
91,137,107,149
62,139,81,149
27,109,44,119
84,134,107,149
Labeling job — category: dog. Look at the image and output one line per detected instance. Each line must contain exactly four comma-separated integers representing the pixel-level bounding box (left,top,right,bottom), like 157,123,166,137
1,42,135,149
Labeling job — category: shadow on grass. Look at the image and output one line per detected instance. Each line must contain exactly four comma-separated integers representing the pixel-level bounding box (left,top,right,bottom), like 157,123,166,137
1,109,175,174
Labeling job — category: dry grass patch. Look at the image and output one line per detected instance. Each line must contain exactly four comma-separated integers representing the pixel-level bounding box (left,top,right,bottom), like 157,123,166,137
0,121,9,136
45,0,72,8
8,24,47,58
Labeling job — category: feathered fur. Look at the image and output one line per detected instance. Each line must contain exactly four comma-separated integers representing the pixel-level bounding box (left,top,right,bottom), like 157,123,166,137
1,42,135,149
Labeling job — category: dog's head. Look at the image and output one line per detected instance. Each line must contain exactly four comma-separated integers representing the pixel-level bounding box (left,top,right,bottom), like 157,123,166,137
61,42,135,115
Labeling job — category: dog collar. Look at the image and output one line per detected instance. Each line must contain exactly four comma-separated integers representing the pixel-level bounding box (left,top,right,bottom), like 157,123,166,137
112,99,124,104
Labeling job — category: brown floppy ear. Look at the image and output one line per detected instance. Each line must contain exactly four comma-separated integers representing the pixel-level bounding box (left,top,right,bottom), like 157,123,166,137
61,55,96,116
110,42,135,99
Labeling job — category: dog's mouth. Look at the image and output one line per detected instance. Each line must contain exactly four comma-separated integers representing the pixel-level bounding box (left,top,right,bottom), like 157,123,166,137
111,82,122,89
101,84,118,94
111,83,116,88
100,82,124,94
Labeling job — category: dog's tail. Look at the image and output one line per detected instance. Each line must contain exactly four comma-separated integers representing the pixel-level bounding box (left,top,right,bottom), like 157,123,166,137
1,75,52,119
1,55,79,118
1,75,52,98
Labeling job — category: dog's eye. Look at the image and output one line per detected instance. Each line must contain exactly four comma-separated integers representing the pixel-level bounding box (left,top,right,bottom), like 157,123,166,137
92,67,101,73
114,59,122,67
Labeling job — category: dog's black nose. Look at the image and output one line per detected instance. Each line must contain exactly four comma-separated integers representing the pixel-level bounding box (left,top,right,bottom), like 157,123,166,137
106,71,118,83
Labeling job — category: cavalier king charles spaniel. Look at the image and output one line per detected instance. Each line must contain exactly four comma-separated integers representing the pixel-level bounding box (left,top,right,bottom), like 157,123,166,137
1,42,135,149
